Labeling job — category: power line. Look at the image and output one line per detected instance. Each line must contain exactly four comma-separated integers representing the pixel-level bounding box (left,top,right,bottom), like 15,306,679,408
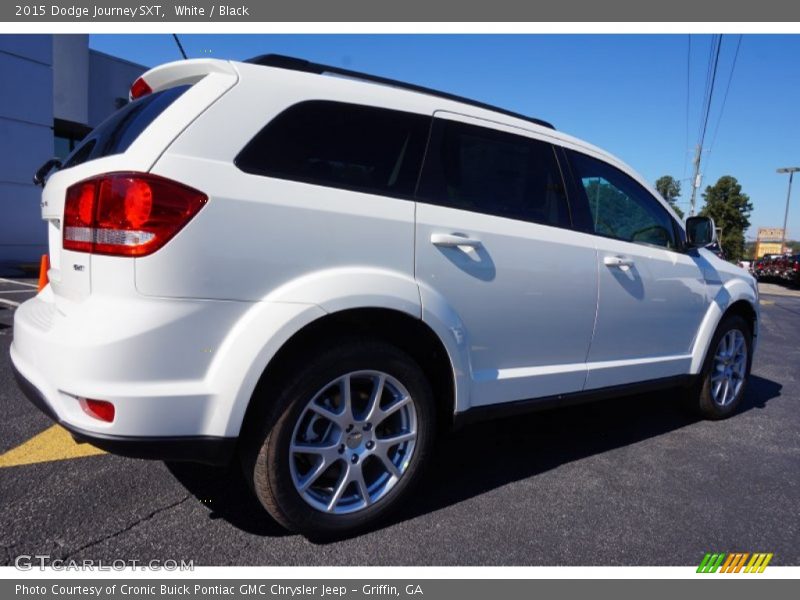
698,35,723,151
701,36,743,177
172,34,188,60
689,34,723,215
708,35,743,153
682,35,691,181
697,35,717,142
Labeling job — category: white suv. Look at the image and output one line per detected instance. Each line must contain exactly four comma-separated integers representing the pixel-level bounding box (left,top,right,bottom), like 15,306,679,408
12,55,759,536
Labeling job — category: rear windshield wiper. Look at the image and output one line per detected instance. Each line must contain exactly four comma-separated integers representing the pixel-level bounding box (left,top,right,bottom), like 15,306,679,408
33,158,62,187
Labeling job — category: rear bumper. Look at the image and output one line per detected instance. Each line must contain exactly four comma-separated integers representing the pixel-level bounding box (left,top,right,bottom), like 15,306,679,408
8,288,253,464
10,291,249,437
11,286,324,451
11,360,235,465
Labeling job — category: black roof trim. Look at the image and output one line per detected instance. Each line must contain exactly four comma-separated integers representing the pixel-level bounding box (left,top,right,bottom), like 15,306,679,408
245,54,555,131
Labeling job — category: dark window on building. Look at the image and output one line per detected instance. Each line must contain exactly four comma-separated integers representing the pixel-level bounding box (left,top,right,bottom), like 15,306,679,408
235,101,431,198
62,85,190,169
417,119,571,227
54,135,76,160
567,150,677,249
53,118,92,161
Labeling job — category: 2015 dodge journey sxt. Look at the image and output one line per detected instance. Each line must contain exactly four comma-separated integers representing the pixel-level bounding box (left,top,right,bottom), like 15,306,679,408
12,54,759,536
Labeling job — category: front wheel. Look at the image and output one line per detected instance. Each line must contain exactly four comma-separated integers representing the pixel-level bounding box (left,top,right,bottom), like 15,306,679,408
242,340,435,536
693,314,752,420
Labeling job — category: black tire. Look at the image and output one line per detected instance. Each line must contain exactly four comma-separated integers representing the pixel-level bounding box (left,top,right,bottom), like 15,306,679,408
240,339,435,537
692,314,753,420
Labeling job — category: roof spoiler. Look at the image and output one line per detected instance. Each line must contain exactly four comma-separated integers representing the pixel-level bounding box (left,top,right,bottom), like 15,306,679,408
130,58,238,101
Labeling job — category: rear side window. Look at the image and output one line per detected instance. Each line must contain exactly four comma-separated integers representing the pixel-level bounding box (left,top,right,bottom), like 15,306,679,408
567,151,677,249
417,119,571,227
62,85,190,169
235,101,431,198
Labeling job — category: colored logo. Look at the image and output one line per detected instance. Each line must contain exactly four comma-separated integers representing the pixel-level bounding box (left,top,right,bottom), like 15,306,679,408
697,553,773,573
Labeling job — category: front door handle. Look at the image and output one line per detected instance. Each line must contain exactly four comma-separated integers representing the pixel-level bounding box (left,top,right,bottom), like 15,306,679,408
603,255,635,269
431,233,482,249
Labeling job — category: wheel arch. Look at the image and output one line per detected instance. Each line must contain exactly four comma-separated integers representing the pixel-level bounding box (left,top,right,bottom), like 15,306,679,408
724,299,758,336
690,279,759,374
237,307,459,443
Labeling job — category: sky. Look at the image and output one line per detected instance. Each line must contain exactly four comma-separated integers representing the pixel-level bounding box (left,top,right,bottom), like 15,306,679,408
89,34,800,240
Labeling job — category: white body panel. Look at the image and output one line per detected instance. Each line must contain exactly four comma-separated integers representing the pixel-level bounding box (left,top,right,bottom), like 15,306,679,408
10,58,759,448
11,288,324,437
416,202,598,407
585,239,708,389
139,156,418,304
688,250,759,372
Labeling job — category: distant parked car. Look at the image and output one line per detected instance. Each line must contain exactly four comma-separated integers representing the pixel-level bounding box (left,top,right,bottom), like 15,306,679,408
776,255,789,279
753,257,766,279
787,254,800,285
756,254,782,281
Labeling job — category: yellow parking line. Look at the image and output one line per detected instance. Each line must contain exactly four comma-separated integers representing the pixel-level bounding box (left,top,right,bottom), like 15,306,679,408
0,425,106,468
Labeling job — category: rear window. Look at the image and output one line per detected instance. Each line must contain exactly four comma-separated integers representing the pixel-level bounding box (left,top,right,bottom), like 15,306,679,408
62,85,189,169
234,101,431,198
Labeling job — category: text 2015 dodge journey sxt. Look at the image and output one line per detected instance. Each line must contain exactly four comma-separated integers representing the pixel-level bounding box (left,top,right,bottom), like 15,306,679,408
12,55,759,536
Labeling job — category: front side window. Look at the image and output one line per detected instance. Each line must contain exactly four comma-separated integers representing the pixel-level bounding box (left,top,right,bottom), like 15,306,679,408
235,101,431,198
417,119,571,227
568,151,677,249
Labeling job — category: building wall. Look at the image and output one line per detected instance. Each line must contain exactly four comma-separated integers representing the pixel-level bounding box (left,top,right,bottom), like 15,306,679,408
53,35,89,125
0,35,53,270
88,50,145,127
0,34,145,272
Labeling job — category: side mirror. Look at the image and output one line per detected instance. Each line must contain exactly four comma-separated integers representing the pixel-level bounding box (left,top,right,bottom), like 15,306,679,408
685,216,717,248
33,157,62,187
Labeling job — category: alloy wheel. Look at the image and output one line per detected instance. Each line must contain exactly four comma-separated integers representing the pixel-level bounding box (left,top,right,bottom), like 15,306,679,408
288,371,417,514
710,329,747,407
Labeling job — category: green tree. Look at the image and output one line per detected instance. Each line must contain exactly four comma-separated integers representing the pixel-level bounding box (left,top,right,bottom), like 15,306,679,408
655,175,684,219
700,176,753,262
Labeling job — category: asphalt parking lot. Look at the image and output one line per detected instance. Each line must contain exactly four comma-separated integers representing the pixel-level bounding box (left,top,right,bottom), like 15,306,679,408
0,278,798,566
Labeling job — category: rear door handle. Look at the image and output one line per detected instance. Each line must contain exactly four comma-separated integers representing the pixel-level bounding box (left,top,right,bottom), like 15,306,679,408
603,255,635,269
431,233,482,248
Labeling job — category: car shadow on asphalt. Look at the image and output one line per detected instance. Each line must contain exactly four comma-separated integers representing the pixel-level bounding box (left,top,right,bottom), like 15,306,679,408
165,460,292,538
166,375,781,542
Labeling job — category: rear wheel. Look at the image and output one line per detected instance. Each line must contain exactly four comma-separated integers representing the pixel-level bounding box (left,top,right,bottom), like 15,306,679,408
694,314,752,420
242,339,435,536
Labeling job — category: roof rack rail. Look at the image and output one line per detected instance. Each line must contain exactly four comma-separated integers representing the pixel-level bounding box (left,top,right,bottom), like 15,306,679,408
244,54,555,131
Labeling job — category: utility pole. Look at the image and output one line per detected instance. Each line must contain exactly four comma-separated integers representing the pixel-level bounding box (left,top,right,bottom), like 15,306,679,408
777,167,800,253
689,144,702,216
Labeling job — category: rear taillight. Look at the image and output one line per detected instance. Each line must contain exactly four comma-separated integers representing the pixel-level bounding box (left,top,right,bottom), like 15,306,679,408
63,173,207,257
129,76,152,100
